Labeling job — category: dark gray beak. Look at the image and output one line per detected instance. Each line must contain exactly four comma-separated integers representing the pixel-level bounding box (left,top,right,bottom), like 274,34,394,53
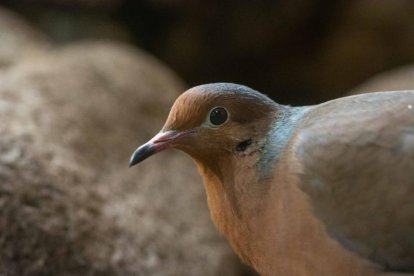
129,129,195,167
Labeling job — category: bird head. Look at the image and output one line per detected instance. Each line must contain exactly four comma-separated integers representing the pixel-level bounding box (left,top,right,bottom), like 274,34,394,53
129,83,279,176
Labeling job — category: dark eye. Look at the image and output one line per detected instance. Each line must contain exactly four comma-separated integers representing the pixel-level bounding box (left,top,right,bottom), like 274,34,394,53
209,107,228,126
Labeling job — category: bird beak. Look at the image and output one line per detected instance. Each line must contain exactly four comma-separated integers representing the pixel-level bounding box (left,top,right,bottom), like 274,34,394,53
129,129,194,167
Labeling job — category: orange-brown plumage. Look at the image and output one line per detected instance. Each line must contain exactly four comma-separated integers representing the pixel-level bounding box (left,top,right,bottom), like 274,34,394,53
130,83,414,275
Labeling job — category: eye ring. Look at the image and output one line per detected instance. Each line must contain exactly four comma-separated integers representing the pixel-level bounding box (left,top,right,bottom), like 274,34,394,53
208,106,229,126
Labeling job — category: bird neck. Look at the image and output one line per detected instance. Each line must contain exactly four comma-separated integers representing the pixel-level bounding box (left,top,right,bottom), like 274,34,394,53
194,105,310,266
256,105,309,179
195,159,266,265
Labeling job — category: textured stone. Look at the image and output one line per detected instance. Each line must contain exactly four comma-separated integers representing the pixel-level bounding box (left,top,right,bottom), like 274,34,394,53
349,65,414,94
0,7,51,69
0,37,244,275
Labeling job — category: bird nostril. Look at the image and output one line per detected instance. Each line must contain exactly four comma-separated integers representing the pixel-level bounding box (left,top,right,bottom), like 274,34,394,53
236,138,252,152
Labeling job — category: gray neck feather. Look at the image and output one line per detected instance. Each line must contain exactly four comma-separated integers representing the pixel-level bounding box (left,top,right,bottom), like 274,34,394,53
256,106,309,179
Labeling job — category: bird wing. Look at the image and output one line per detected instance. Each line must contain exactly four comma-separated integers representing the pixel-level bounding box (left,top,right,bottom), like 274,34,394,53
290,91,414,272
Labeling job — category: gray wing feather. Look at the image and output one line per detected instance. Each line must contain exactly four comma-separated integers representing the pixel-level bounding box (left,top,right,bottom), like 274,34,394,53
291,91,414,271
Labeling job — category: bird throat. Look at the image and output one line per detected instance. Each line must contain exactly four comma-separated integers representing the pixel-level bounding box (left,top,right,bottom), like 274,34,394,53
192,106,310,264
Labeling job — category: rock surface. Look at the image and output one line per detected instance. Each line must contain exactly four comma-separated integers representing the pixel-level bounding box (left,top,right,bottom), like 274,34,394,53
0,8,51,69
349,64,414,94
0,9,246,276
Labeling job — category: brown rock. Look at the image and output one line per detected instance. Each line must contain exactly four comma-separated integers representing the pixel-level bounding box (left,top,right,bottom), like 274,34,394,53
0,40,244,275
349,65,414,95
0,7,51,69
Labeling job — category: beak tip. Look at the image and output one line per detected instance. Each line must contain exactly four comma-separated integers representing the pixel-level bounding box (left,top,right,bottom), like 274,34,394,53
128,158,137,168
128,151,140,168
128,144,154,168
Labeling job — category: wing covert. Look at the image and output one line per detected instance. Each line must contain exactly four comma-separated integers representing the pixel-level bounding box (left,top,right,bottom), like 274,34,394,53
290,91,414,271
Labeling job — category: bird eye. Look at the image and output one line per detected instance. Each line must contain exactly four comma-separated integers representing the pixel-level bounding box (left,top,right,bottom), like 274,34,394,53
208,107,229,126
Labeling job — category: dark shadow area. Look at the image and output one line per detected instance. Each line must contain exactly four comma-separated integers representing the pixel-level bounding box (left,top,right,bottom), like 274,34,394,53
3,1,414,105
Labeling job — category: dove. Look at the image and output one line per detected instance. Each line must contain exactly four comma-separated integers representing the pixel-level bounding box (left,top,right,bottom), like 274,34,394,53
129,83,414,275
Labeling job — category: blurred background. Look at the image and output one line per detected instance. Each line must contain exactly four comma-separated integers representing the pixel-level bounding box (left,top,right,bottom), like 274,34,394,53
3,0,414,104
1,1,414,275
